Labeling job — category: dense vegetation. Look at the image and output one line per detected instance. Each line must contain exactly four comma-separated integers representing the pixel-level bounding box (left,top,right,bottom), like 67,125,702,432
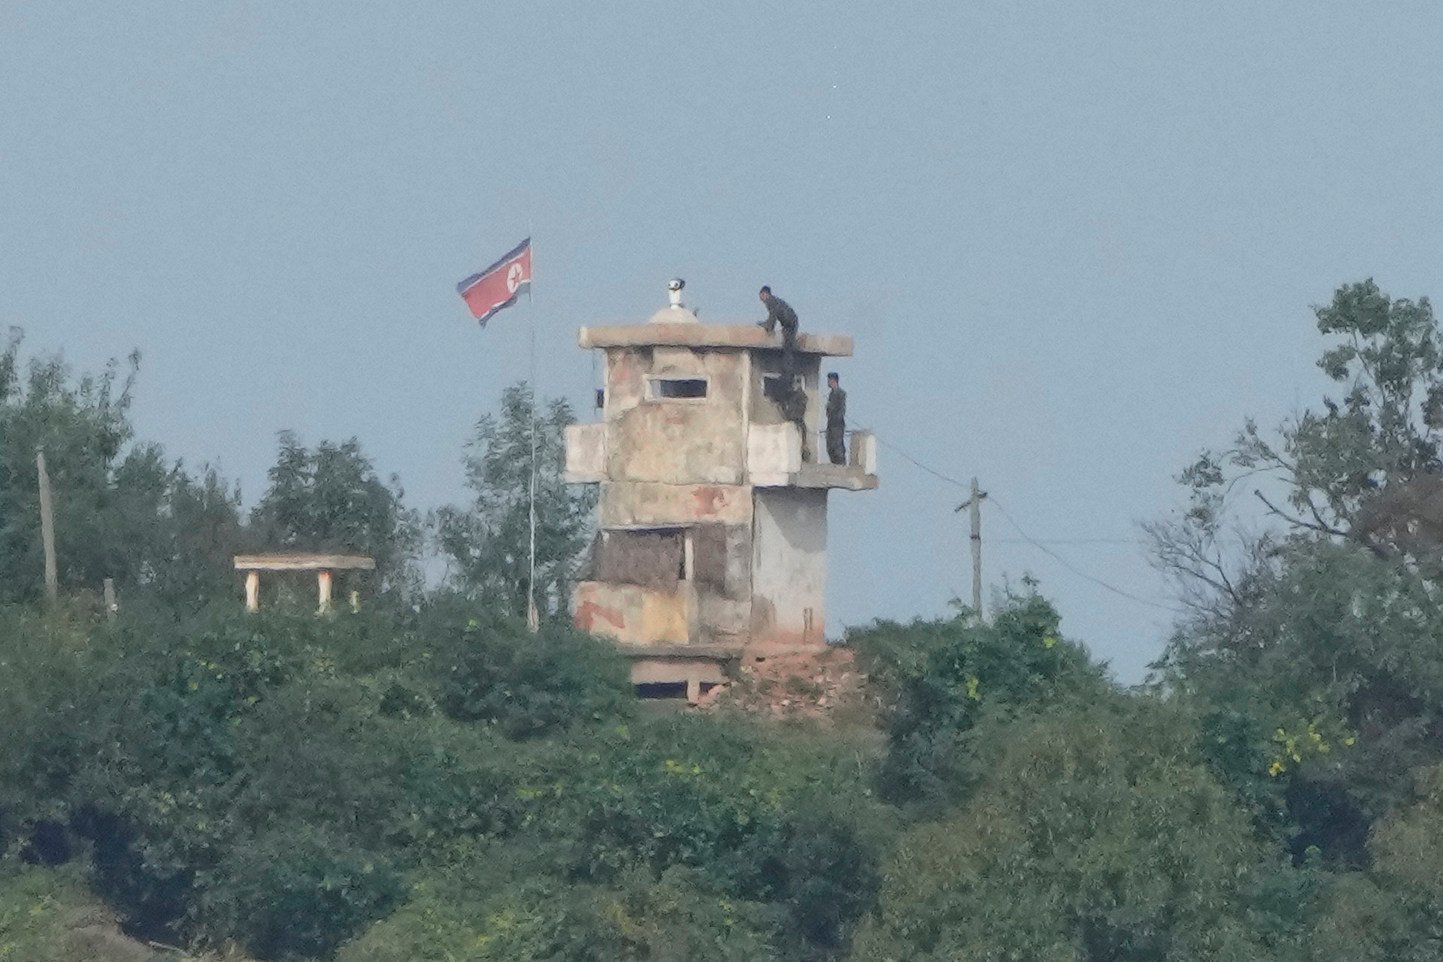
5,280,1443,959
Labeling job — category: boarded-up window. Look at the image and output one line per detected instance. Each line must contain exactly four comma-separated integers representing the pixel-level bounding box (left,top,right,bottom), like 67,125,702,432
691,525,728,592
596,529,684,590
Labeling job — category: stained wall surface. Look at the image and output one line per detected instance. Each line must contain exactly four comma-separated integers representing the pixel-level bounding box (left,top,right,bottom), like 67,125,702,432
749,350,822,437
604,347,749,484
571,331,851,655
574,580,696,645
750,487,829,647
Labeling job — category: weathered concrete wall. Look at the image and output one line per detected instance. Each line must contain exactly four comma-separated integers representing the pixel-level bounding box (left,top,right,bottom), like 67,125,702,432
747,423,802,485
564,423,606,483
699,595,751,644
604,347,749,484
594,529,683,590
851,430,878,475
629,655,729,692
695,521,753,644
572,325,861,657
581,323,853,357
599,481,752,528
750,488,828,647
574,580,696,645
749,350,822,442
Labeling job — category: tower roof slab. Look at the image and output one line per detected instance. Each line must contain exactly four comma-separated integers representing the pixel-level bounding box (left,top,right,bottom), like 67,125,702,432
578,323,853,357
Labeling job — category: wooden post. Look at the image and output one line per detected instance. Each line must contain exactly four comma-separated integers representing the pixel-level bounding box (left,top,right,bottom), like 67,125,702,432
36,448,58,606
955,478,987,622
969,477,984,621
349,590,360,613
317,569,333,613
245,571,260,612
103,578,117,620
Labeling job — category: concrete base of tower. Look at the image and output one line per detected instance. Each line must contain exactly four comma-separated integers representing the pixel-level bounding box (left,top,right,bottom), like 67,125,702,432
618,643,742,704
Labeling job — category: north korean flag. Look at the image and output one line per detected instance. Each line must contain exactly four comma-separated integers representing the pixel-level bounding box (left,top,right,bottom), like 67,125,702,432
456,238,532,325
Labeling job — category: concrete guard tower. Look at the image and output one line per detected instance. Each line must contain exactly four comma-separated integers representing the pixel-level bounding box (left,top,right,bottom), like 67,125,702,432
565,283,878,701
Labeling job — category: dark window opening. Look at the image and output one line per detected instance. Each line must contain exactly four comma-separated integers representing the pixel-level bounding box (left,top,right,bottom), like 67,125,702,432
762,373,804,402
636,682,689,700
652,378,708,399
635,681,720,702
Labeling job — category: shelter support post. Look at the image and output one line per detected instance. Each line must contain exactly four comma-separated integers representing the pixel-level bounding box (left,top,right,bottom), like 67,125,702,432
317,569,333,614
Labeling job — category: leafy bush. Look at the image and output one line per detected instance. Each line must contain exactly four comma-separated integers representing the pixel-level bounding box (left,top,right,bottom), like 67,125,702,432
849,590,1107,808
1158,541,1443,865
850,698,1272,962
1304,762,1443,961
337,865,782,962
0,606,103,844
559,716,889,958
432,610,632,738
196,828,403,960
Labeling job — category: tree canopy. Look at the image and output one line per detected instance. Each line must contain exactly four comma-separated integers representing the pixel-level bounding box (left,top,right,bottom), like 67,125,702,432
434,381,595,619
10,285,1443,959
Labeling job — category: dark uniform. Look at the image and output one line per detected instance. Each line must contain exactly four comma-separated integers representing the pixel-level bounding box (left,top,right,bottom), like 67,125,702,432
780,386,810,462
760,295,800,377
826,385,847,464
760,294,799,340
760,292,808,459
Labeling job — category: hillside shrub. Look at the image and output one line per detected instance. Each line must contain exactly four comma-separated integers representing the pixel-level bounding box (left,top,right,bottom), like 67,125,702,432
850,698,1272,961
560,716,889,958
337,865,783,962
848,589,1107,808
197,827,403,960
432,611,632,737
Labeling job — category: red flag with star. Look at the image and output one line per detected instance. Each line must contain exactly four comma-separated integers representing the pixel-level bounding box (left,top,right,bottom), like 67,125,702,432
456,238,532,325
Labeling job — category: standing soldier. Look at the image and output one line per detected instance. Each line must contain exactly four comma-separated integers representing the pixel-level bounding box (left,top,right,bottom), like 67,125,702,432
825,372,847,465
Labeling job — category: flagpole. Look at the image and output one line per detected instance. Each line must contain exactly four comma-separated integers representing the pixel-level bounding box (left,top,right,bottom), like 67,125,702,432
526,229,539,633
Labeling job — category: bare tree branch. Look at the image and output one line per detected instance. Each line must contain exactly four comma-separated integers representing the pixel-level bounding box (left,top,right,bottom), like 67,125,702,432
1252,489,1350,538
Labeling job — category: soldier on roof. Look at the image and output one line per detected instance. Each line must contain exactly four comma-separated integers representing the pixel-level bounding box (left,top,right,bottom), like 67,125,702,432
757,286,800,373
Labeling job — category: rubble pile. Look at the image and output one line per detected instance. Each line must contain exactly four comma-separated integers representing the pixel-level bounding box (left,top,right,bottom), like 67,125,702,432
698,646,876,724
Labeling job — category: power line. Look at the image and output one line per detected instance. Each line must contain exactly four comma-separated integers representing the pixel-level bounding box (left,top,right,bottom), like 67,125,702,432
872,435,972,490
987,496,1186,615
864,428,1188,614
994,537,1146,545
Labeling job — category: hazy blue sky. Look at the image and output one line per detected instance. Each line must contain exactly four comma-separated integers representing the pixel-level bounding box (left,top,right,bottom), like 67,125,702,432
4,2,1441,679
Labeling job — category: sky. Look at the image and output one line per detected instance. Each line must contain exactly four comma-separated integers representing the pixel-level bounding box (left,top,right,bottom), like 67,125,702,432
3,1,1442,680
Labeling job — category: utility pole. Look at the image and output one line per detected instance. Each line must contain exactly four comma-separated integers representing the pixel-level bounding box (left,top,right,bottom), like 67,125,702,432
36,448,58,607
955,477,987,621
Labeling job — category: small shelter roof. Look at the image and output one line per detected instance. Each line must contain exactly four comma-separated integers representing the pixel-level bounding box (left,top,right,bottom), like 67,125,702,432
233,553,376,572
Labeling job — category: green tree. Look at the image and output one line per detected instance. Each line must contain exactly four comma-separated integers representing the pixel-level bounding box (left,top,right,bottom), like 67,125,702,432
1150,282,1443,862
850,699,1275,962
849,587,1107,809
435,381,595,619
250,432,422,600
0,334,138,603
337,866,785,962
1305,763,1443,961
429,608,632,738
1149,280,1443,617
0,335,242,608
109,445,247,611
1154,541,1443,865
